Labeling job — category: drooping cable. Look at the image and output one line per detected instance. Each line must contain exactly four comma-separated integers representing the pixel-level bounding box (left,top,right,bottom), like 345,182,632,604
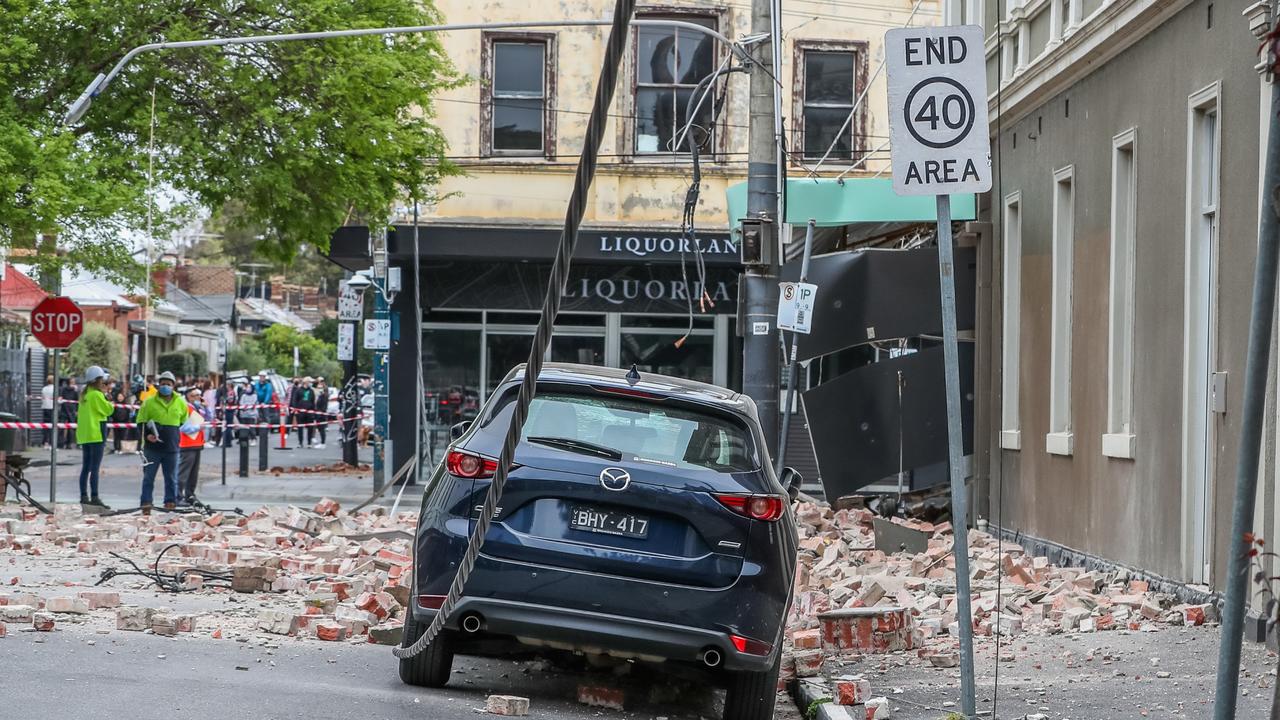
394,0,637,659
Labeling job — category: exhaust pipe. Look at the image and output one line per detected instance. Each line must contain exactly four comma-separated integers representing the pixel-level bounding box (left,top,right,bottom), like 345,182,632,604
460,613,483,634
700,648,722,668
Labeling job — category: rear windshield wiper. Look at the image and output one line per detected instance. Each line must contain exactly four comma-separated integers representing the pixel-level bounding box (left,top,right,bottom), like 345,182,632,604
526,436,623,461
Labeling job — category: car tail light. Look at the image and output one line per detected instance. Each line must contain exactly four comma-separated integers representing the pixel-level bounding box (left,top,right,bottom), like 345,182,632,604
729,633,773,656
446,449,499,479
417,594,446,610
714,493,786,522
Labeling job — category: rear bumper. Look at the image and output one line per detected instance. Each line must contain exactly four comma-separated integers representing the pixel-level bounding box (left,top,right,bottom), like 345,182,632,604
415,596,775,672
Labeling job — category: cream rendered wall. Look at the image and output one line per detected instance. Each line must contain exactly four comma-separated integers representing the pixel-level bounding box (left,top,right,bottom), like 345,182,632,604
416,0,939,229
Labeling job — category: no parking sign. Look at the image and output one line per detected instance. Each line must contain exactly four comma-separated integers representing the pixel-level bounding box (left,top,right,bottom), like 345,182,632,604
886,25,992,196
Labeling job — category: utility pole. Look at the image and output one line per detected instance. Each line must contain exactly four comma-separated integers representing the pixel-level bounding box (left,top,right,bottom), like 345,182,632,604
1212,29,1280,720
741,0,782,455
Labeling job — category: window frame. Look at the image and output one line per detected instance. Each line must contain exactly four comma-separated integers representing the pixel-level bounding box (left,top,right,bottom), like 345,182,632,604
1000,190,1023,450
1104,127,1137,459
791,39,869,167
480,32,557,159
1047,165,1075,456
628,9,726,160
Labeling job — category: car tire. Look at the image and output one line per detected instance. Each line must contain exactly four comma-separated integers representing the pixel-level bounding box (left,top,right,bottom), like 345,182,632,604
722,655,781,720
398,613,455,688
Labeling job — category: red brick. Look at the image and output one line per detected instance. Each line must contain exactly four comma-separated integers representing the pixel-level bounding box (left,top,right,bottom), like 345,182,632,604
792,628,821,650
576,685,624,710
793,649,825,677
316,622,348,641
484,695,529,716
835,679,872,706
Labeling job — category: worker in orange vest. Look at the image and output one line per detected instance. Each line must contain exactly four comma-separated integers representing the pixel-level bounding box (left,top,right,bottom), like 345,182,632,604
177,388,206,505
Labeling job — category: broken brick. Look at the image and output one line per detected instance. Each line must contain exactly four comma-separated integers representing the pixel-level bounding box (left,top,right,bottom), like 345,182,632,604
484,695,530,716
576,685,624,710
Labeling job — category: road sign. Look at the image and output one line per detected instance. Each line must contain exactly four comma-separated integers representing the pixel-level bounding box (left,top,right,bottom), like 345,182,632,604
337,322,355,361
337,282,363,321
777,282,818,334
364,319,390,350
886,25,992,196
31,296,84,349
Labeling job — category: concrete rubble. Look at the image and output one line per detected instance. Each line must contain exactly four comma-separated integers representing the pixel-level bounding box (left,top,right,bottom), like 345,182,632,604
781,500,1218,710
0,498,412,645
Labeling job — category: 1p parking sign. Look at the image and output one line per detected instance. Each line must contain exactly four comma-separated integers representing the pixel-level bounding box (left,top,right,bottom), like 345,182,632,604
886,25,992,196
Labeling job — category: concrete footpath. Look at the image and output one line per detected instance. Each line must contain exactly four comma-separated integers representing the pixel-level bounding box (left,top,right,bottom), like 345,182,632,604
19,440,420,511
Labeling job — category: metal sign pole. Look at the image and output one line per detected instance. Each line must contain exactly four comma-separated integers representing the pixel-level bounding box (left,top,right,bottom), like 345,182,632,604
775,218,816,476
49,349,58,504
936,194,976,717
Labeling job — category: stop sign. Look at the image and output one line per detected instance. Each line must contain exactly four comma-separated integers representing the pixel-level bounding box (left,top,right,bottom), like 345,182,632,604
31,296,85,349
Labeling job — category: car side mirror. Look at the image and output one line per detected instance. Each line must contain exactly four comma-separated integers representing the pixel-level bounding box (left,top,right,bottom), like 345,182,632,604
450,421,472,440
780,467,803,500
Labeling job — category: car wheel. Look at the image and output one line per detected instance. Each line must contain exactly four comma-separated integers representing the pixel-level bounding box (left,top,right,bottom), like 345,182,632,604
722,655,781,720
398,612,455,688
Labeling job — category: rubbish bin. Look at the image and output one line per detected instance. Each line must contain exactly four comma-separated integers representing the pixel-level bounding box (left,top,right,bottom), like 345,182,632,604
0,412,19,453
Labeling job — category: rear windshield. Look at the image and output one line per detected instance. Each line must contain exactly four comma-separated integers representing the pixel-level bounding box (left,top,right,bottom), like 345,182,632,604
482,391,758,473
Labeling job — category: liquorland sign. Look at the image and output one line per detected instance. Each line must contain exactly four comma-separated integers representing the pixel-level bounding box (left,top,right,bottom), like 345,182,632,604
593,233,739,261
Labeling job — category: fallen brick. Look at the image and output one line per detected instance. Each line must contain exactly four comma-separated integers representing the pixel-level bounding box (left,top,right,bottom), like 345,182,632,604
484,695,530,716
117,606,156,632
576,685,625,710
835,679,872,706
31,611,55,631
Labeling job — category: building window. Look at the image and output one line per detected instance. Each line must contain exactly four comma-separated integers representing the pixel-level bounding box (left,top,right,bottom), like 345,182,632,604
634,15,717,155
482,34,555,157
795,44,865,162
1047,166,1074,456
1001,191,1023,450
1105,129,1137,459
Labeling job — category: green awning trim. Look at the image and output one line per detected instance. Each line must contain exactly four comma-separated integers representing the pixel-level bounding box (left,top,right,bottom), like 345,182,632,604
726,177,977,228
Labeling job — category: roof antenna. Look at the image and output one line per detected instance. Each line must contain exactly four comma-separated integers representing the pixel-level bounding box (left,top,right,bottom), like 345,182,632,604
625,364,641,385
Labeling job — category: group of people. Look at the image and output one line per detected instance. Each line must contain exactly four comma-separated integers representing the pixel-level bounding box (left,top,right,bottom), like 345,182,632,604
63,368,350,515
71,368,202,514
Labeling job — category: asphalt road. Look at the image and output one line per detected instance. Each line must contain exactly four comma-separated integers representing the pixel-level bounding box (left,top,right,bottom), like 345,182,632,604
2,624,800,719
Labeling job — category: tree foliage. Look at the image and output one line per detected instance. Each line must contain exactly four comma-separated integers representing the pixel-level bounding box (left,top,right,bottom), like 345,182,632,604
2,0,458,283
234,324,340,381
65,322,126,379
313,317,372,373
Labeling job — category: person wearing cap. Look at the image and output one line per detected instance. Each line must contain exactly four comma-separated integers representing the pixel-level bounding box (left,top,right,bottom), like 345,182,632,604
75,366,114,507
135,371,188,514
255,370,277,423
177,388,206,504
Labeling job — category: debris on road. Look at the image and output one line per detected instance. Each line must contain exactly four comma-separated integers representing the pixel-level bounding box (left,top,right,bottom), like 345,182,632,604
0,498,413,644
483,695,530,716
780,500,1218,694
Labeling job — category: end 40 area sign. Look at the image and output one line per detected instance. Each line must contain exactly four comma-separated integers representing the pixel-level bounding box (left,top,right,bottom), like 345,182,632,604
886,25,992,196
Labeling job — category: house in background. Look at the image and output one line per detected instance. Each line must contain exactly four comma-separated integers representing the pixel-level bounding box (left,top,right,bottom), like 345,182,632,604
235,296,314,336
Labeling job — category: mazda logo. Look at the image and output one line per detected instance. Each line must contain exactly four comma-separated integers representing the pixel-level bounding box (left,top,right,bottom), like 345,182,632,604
599,467,631,491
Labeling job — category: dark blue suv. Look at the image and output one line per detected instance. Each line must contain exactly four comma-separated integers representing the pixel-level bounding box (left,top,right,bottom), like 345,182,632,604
401,363,800,719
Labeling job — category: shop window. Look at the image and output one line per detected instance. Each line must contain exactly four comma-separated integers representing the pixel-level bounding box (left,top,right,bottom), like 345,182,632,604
622,331,713,384
483,34,555,156
634,14,717,155
795,44,864,162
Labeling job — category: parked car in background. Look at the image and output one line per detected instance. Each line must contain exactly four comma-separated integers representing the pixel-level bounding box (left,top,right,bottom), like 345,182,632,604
400,363,801,720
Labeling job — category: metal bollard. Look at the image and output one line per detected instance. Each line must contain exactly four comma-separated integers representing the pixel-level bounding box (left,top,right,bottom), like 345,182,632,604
238,434,250,478
258,426,268,471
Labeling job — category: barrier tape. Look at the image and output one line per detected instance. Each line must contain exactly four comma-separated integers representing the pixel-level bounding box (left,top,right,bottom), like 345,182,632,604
0,414,368,430
55,399,343,417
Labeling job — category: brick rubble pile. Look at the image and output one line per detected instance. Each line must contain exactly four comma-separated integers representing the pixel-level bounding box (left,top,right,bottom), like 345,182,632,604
780,501,1219,693
0,499,415,643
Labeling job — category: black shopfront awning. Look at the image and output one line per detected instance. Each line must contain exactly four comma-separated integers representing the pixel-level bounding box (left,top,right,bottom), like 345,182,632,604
327,223,741,271
327,223,741,315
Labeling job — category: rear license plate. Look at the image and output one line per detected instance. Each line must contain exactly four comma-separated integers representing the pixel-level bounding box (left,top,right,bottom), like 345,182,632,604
569,505,650,539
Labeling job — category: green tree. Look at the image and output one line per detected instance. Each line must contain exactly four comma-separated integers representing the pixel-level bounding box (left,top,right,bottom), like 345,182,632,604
226,341,269,377
2,0,458,283
65,322,126,378
258,324,340,380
